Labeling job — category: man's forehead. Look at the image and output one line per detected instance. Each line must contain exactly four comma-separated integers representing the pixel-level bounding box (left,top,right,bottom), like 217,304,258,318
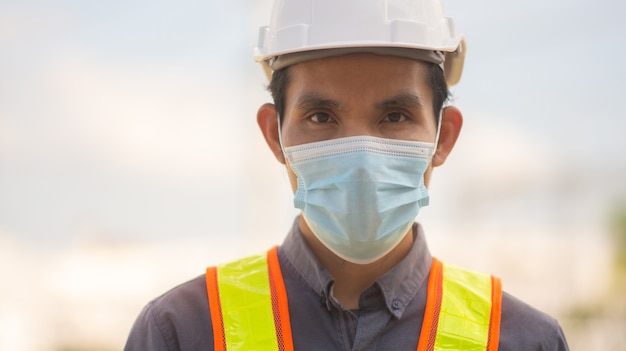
287,53,432,81
293,90,426,110
287,57,432,111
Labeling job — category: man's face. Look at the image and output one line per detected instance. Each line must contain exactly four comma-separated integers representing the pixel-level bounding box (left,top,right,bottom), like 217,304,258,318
279,53,439,191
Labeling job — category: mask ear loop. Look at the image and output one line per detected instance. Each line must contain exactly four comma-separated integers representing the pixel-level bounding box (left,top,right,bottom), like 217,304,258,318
433,110,443,159
277,114,287,156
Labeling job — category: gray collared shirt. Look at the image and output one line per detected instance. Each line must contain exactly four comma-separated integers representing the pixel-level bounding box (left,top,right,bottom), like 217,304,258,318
125,218,570,350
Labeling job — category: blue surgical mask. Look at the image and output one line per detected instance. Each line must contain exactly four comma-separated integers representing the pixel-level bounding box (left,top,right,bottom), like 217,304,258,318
283,135,435,264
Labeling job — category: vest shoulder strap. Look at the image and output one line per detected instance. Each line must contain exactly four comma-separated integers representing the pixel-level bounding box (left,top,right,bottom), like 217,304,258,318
205,246,293,351
417,257,502,351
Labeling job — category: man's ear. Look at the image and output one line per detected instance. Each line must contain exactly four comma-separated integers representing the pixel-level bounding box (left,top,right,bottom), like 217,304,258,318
432,106,463,167
257,103,286,164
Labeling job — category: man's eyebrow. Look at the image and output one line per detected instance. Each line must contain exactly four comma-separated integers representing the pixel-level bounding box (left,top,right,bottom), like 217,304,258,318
376,91,425,109
295,93,343,111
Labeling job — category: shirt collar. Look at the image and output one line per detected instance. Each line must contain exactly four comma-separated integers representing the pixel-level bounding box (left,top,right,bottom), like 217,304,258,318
280,217,335,299
376,222,432,318
279,217,432,318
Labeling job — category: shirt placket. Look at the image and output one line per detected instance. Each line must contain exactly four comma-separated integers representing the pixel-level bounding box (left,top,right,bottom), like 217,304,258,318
351,287,393,351
329,285,394,351
336,308,358,351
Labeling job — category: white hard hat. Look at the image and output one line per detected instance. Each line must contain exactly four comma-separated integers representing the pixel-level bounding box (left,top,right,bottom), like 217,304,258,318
253,0,466,86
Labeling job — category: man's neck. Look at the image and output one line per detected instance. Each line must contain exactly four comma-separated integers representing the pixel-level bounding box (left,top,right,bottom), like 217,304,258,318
298,216,414,310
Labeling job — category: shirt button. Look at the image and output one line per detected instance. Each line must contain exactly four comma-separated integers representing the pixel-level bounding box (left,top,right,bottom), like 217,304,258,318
392,300,402,310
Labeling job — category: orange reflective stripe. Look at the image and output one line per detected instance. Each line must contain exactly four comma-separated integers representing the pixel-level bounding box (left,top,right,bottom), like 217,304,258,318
205,248,293,351
205,266,226,351
267,246,294,351
417,258,502,351
487,276,502,351
417,257,444,351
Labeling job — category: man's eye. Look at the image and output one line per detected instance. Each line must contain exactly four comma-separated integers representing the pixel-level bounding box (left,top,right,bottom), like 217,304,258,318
309,113,332,123
384,112,407,123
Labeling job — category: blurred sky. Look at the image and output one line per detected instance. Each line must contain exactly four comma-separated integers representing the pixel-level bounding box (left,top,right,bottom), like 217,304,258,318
1,0,625,251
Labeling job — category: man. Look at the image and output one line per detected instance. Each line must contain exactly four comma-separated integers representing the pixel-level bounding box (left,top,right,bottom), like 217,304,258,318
125,0,570,350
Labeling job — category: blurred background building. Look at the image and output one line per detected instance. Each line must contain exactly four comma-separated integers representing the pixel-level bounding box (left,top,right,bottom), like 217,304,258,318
1,0,625,349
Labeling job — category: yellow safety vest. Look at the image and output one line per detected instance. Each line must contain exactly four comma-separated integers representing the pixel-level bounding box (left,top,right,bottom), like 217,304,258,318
206,246,502,351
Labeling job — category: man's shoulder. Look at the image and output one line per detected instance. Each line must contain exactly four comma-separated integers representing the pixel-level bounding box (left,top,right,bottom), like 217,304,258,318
149,274,208,312
125,274,213,351
500,291,569,351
